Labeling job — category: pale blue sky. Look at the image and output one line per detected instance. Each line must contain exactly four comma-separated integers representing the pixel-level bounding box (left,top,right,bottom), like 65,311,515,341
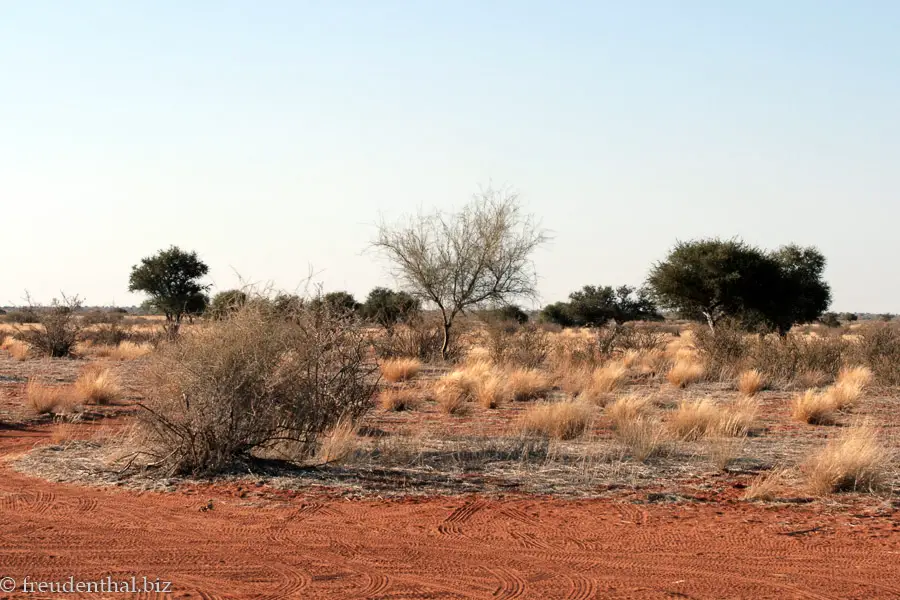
2,1,897,311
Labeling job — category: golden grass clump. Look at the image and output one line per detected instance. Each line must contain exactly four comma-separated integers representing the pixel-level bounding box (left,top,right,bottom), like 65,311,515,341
433,377,468,415
606,393,653,431
615,417,668,462
737,369,765,396
379,388,420,411
635,348,670,376
837,365,873,390
826,366,873,411
379,358,422,383
74,365,123,405
465,345,493,364
519,401,593,440
591,362,628,393
794,369,830,389
317,418,359,464
670,397,758,440
504,367,551,402
93,341,152,360
472,375,506,409
666,359,705,388
2,337,31,361
742,468,788,501
791,389,837,425
804,425,890,494
25,381,77,415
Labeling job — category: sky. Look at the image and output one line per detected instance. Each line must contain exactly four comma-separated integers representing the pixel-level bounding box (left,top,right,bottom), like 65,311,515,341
2,1,898,312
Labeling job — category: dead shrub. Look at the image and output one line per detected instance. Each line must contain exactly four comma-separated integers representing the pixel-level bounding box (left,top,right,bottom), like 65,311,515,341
75,365,123,405
16,295,84,358
692,324,746,380
379,357,421,383
749,334,846,387
666,359,705,388
519,401,592,440
483,320,550,368
135,302,377,475
737,369,765,396
850,324,900,385
26,381,78,415
804,425,890,494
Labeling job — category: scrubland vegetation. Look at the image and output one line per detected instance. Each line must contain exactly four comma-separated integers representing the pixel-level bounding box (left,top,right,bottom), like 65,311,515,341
2,188,898,504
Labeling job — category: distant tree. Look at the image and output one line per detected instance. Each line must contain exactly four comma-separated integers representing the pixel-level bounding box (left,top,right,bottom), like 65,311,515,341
184,292,209,323
373,186,548,359
310,291,360,316
208,289,248,320
647,238,830,333
360,287,420,330
539,302,576,327
840,312,859,322
880,313,896,322
128,246,210,337
272,293,305,316
491,304,529,324
819,312,841,328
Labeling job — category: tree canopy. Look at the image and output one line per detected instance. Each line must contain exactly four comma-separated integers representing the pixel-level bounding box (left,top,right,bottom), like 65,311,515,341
128,246,210,335
540,285,660,327
647,238,831,333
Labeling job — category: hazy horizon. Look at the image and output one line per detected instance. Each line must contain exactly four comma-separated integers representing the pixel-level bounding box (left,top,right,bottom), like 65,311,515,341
2,2,898,312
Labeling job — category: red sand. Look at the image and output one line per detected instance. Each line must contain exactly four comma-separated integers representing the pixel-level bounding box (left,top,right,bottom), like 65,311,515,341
1,425,898,599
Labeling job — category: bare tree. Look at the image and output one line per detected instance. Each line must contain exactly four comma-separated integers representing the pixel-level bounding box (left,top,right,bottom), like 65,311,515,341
372,186,548,359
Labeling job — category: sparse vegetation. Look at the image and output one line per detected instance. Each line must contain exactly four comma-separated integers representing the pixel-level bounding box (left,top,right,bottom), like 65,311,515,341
75,365,123,405
26,381,77,415
666,359,705,388
379,388,420,412
379,358,422,383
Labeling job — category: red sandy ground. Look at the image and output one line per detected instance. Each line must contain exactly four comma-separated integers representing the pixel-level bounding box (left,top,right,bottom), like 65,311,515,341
0,424,898,599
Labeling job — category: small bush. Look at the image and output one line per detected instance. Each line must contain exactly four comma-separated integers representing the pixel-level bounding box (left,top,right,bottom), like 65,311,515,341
743,468,788,501
75,365,123,405
375,318,458,362
804,426,890,494
136,302,376,474
737,369,765,396
519,401,592,440
851,325,900,385
615,417,667,462
433,377,468,414
17,295,83,358
472,375,506,409
666,359,705,388
379,358,421,383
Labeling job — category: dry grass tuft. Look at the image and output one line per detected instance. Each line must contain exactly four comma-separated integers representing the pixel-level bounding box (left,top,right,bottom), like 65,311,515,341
25,381,77,415
670,397,758,440
379,388,420,411
379,358,422,383
743,468,789,501
433,376,468,415
2,337,31,361
794,369,830,389
317,418,359,464
737,369,765,396
504,368,551,402
74,365,123,405
615,417,668,462
519,401,593,440
837,365,874,390
804,425,890,494
93,341,152,360
606,393,653,430
591,362,629,393
666,359,705,388
472,375,506,409
791,389,837,425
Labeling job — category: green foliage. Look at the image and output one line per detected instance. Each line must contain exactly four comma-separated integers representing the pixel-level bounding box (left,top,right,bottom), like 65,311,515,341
310,291,360,316
540,285,660,327
819,312,841,328
360,287,420,329
208,289,248,320
647,238,831,333
127,246,210,335
488,304,529,324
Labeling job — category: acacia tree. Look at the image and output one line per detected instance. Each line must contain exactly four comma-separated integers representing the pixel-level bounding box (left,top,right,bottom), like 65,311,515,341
647,238,830,333
360,287,421,330
372,186,548,359
128,246,210,337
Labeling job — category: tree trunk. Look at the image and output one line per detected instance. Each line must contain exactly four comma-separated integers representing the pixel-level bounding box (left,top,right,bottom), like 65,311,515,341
440,320,451,361
703,311,716,332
